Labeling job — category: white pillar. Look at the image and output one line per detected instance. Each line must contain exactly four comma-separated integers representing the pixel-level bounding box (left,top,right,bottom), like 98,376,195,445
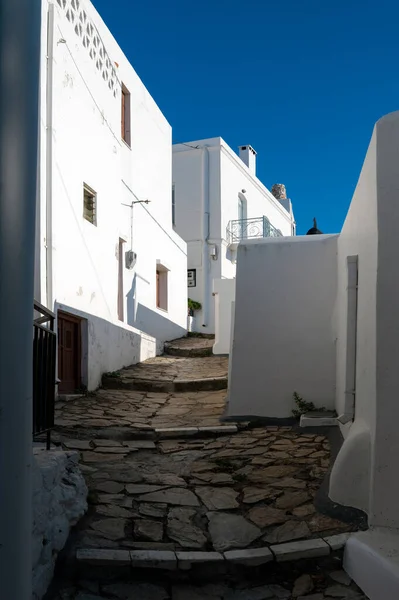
0,0,41,597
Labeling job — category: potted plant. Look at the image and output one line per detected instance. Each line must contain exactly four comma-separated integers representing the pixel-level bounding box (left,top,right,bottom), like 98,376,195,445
187,298,201,332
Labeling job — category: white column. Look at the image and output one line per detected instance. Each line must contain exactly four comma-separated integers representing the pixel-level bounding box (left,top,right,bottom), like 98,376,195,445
0,0,41,597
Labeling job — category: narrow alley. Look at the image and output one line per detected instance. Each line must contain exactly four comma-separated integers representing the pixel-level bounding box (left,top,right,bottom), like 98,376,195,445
47,338,368,600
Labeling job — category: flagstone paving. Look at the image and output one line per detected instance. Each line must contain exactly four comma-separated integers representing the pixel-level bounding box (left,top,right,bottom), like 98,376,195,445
49,339,369,600
54,389,229,432
164,336,214,357
54,425,358,553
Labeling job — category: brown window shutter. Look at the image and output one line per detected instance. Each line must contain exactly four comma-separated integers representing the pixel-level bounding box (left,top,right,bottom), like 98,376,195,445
121,91,125,139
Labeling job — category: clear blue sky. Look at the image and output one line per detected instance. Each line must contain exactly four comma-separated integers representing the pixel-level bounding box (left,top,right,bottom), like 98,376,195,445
93,0,399,234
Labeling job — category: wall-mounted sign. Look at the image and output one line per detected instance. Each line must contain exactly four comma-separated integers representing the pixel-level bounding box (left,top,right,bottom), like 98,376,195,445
187,269,196,288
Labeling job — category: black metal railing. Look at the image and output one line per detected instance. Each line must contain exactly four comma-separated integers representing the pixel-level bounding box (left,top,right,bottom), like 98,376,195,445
226,216,283,245
33,301,56,449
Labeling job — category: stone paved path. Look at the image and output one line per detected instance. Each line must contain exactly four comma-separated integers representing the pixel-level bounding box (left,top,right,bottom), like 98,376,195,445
54,425,357,553
48,555,369,599
55,389,229,432
164,336,214,357
49,337,368,600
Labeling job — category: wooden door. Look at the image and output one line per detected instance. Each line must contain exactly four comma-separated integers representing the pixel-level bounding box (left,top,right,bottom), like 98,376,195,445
58,312,81,393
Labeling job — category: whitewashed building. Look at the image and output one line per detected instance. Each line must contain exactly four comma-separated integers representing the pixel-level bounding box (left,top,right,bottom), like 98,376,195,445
172,138,295,335
226,111,399,599
35,0,187,392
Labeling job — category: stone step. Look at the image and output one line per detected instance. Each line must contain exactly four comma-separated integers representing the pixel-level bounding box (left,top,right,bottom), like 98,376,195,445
102,374,228,393
164,337,214,358
102,356,228,393
74,534,350,574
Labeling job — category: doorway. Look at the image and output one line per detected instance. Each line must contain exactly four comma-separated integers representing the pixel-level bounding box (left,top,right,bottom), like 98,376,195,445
57,311,81,393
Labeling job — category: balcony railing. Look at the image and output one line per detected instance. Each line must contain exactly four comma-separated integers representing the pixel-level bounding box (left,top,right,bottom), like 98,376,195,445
33,301,56,449
226,216,283,245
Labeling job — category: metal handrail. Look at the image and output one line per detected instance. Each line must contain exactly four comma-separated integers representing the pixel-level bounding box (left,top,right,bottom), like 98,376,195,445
33,301,56,448
34,300,55,326
226,216,283,244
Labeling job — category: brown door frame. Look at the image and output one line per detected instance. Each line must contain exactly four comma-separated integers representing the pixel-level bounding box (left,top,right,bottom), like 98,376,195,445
57,310,82,393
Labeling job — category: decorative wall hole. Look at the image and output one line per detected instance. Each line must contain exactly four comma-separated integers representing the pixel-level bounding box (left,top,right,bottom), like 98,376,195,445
56,0,119,99
74,23,83,37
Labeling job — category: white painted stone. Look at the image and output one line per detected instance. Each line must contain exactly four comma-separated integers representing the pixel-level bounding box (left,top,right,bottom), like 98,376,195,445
344,529,399,600
198,425,238,434
271,538,330,562
156,427,199,437
224,547,274,566
324,533,351,551
130,550,177,570
300,415,338,428
176,551,224,569
77,548,131,566
32,449,88,600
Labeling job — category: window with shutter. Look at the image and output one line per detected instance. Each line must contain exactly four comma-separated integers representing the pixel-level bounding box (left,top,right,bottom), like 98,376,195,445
83,184,97,225
121,83,131,146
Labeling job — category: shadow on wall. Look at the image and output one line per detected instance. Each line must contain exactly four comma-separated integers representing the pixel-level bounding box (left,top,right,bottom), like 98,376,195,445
126,276,186,342
55,302,157,391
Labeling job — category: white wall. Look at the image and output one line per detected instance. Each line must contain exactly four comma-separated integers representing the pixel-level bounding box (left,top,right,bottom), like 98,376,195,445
172,141,222,333
330,112,399,529
227,235,338,419
32,449,87,600
173,137,293,333
38,0,187,389
213,278,236,355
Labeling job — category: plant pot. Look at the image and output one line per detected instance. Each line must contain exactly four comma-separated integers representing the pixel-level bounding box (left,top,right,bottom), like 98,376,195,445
187,315,196,332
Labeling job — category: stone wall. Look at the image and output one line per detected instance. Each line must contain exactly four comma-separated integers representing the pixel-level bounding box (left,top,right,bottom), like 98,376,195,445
32,448,88,600
271,183,287,200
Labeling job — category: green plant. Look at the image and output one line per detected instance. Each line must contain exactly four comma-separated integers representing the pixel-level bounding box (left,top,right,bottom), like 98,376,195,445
104,371,121,378
292,391,318,418
188,298,202,312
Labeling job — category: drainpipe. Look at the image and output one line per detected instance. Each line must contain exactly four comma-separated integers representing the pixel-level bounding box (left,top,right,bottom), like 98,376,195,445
337,255,358,425
46,3,54,311
0,0,41,597
201,146,210,328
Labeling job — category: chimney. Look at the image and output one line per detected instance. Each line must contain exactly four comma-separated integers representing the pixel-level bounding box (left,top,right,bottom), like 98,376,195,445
272,183,292,215
271,183,287,200
238,145,257,175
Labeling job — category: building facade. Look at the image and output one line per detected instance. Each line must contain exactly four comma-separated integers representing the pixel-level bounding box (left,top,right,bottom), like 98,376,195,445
172,138,295,334
35,0,187,391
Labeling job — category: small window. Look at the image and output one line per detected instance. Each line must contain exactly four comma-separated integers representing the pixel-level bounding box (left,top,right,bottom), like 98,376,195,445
83,184,97,225
121,83,131,146
156,268,168,311
172,184,176,227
